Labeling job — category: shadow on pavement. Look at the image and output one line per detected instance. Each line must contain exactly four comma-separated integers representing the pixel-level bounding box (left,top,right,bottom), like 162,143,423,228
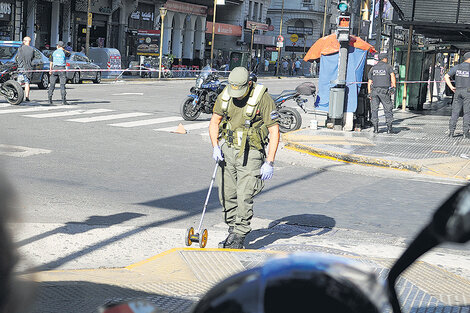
22,164,346,273
16,212,146,248
246,214,336,249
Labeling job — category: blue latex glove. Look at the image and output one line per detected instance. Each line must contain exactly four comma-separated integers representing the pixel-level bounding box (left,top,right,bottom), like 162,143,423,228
213,146,224,162
260,162,274,180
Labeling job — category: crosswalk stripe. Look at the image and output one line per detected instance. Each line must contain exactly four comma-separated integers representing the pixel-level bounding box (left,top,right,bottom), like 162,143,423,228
23,109,113,118
0,106,67,114
67,112,152,123
110,116,183,128
154,121,210,132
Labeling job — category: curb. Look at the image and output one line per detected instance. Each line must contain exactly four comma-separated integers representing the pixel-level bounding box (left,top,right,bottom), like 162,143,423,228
284,141,423,172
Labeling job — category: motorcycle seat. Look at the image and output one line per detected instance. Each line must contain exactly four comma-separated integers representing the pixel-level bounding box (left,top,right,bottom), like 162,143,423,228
270,90,298,101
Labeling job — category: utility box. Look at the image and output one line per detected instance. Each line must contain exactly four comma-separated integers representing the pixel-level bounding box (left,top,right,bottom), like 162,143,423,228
329,87,346,119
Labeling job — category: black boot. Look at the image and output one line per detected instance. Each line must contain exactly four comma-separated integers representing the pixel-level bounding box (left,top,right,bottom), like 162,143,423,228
448,130,455,137
218,226,234,248
387,124,393,134
48,95,53,105
224,234,245,249
62,98,70,105
373,123,379,133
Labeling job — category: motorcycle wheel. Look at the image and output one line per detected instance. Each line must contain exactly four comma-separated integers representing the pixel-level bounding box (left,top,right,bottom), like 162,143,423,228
180,97,201,121
278,107,302,133
3,80,24,105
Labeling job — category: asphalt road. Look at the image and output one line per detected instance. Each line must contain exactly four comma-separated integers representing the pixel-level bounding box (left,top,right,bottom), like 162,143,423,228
0,78,468,272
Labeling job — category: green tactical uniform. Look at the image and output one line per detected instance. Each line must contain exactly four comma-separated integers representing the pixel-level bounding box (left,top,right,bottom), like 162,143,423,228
213,83,279,236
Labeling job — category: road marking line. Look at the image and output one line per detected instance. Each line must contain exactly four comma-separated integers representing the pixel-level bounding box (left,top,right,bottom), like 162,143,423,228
154,121,210,132
23,109,113,118
0,144,51,157
110,116,183,128
67,112,151,123
0,106,67,114
111,92,144,96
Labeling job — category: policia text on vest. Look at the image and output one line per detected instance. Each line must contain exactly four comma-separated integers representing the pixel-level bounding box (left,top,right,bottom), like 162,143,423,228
209,67,280,249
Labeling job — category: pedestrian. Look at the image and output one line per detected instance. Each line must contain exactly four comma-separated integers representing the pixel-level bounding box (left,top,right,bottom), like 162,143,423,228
15,36,34,102
48,41,72,105
209,67,280,249
264,58,269,72
295,59,301,76
288,58,293,76
367,52,396,134
282,59,288,75
444,52,470,138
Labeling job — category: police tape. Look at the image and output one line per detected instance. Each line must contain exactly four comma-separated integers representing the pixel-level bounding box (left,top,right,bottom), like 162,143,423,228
346,80,449,85
15,67,231,74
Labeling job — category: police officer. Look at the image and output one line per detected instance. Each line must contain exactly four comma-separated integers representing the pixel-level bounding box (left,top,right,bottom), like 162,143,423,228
209,67,280,249
48,41,71,105
444,52,470,138
367,52,396,134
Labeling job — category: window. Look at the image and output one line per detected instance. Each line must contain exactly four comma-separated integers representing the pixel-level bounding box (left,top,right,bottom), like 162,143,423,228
34,50,42,60
0,46,17,59
294,20,305,28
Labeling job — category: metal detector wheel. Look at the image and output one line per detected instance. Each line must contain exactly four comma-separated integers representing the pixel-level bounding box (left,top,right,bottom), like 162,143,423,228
199,229,208,248
185,227,195,246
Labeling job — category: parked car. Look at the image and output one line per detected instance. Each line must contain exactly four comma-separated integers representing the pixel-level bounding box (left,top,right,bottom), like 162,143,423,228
66,52,101,84
0,41,50,89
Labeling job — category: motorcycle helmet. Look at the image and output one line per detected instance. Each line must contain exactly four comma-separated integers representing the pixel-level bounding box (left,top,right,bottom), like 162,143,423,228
191,253,386,313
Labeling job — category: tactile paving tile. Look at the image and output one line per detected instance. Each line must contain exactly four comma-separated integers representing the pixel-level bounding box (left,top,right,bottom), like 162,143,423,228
180,250,245,283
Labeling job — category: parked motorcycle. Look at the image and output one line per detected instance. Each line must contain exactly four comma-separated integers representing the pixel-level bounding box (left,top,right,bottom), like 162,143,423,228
180,65,226,121
98,183,470,313
271,81,316,133
0,63,24,105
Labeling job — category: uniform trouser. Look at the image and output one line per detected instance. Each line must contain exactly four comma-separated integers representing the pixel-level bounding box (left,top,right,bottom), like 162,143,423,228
217,143,265,236
371,87,393,125
48,66,66,99
449,88,470,133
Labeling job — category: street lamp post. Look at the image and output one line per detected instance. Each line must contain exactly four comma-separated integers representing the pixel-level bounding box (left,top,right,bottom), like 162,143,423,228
158,6,167,79
210,0,224,68
276,0,284,77
250,23,257,71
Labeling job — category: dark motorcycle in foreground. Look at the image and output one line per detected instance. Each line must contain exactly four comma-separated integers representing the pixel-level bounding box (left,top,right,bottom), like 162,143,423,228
180,65,226,121
0,63,24,105
99,183,470,313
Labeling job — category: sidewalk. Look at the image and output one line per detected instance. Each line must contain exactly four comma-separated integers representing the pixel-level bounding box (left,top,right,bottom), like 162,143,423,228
284,100,470,180
24,246,470,313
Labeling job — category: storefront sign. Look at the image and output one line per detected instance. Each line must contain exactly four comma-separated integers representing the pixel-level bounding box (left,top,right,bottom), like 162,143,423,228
254,34,275,45
165,0,207,16
265,47,277,51
206,22,242,37
0,1,12,21
136,29,161,56
245,21,268,31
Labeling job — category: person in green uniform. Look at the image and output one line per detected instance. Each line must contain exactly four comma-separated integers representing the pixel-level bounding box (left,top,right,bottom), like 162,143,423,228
209,67,280,249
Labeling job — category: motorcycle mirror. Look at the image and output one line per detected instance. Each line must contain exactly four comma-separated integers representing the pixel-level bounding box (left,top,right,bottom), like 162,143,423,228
387,184,470,313
98,300,159,313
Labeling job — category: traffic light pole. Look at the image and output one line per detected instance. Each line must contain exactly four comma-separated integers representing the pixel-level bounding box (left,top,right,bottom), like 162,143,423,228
328,3,350,130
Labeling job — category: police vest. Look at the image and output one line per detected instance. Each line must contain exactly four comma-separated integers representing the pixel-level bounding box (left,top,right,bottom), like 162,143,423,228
218,83,270,158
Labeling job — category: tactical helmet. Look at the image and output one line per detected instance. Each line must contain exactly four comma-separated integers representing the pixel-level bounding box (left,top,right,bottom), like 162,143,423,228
191,253,385,313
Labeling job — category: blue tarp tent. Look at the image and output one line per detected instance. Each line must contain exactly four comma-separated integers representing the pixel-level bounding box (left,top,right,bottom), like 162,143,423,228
316,47,369,112
304,34,375,113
